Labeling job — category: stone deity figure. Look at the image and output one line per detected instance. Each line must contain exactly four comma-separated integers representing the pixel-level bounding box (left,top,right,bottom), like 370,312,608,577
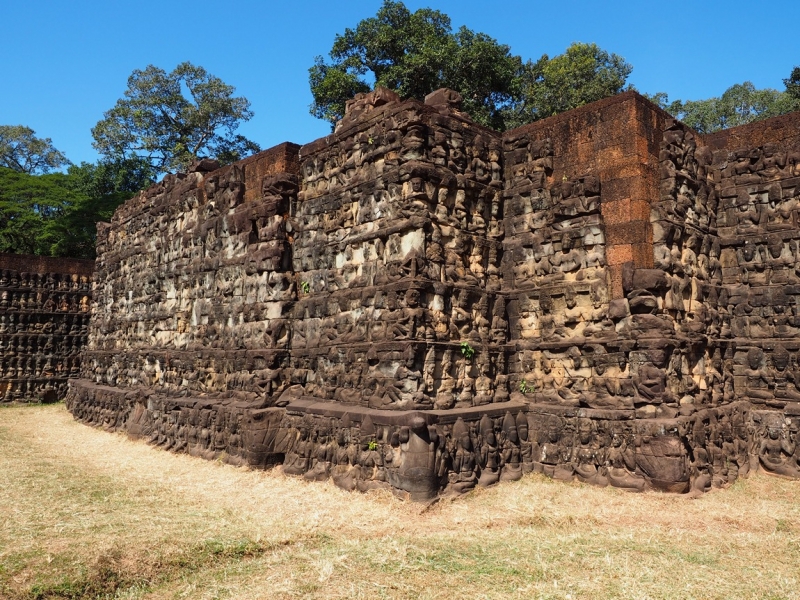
550,233,583,275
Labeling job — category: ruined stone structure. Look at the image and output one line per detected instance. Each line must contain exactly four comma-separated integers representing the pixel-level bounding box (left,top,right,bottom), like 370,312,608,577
0,253,93,403
66,90,800,498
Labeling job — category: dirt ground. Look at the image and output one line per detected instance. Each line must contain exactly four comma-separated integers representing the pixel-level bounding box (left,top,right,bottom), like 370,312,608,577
1,403,799,600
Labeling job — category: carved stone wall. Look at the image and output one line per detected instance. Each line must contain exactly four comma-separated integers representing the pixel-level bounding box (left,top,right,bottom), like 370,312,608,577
66,90,800,499
289,90,507,412
0,253,93,403
705,117,800,479
70,146,299,466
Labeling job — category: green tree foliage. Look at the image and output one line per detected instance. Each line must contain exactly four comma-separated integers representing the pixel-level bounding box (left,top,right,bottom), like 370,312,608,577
92,62,260,176
67,157,154,201
309,0,523,130
654,81,800,134
45,158,154,258
0,158,152,259
785,66,800,101
0,125,70,174
509,42,632,126
0,168,76,255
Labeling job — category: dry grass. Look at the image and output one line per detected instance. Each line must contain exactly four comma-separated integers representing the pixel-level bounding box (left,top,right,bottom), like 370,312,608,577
1,404,799,600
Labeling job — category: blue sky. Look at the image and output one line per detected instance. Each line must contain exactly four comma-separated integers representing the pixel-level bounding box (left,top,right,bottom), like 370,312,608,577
3,0,799,167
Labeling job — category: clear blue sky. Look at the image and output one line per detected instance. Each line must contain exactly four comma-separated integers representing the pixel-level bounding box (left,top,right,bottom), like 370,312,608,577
3,0,799,167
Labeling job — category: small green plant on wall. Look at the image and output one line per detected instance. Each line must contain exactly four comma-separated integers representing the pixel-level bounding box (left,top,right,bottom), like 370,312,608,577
300,281,310,294
460,341,475,360
519,379,533,394
368,440,378,451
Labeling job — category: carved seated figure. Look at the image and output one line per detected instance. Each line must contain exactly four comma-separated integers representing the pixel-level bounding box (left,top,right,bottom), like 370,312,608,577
488,299,508,347
737,240,766,284
434,350,456,409
449,290,473,339
572,420,607,487
765,236,796,283
735,195,763,232
634,355,674,406
468,198,487,233
771,345,800,402
499,412,523,482
473,358,493,406
581,360,634,410
444,234,477,285
468,244,486,281
538,295,566,341
370,355,422,410
758,418,800,478
561,291,590,338
536,415,573,481
550,233,583,275
534,357,580,407
283,426,312,476
477,415,500,487
606,431,646,491
390,289,424,341
488,196,503,238
445,417,478,495
331,428,360,491
403,176,430,213
744,348,773,403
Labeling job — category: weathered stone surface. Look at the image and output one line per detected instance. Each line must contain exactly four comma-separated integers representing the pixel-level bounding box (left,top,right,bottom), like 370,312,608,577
0,253,93,403
63,90,800,498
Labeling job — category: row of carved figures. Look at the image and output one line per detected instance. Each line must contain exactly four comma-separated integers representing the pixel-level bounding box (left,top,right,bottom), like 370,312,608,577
0,379,68,403
0,270,91,291
0,290,90,312
0,334,87,356
1,354,81,377
70,389,800,495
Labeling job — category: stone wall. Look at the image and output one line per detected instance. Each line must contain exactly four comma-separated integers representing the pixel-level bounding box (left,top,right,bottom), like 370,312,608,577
289,89,507,412
705,116,800,479
0,253,93,403
66,90,800,499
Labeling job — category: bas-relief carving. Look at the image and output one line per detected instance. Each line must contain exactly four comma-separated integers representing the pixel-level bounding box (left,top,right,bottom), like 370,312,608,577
64,91,800,499
0,268,91,403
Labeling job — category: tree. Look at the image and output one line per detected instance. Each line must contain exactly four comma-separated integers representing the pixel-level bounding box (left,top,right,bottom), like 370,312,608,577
309,0,523,130
92,62,260,176
507,43,632,126
785,65,800,101
66,157,154,201
0,168,75,255
0,158,152,259
42,158,156,258
661,82,800,134
0,125,69,174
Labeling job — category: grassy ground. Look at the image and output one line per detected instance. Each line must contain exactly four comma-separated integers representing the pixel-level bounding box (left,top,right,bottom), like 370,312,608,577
1,404,799,600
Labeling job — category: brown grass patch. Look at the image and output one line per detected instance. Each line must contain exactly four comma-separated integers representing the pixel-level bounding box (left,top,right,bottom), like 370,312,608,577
1,403,799,599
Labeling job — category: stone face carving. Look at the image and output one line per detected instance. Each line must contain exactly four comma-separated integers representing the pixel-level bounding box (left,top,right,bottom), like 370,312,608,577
63,91,800,499
0,255,93,403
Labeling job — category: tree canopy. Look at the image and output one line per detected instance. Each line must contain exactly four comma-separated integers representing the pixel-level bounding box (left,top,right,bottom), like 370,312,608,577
3,60,259,260
0,158,152,259
0,168,78,255
92,62,260,176
508,42,632,127
0,125,70,174
653,81,800,134
309,0,523,130
309,2,634,131
785,65,800,101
